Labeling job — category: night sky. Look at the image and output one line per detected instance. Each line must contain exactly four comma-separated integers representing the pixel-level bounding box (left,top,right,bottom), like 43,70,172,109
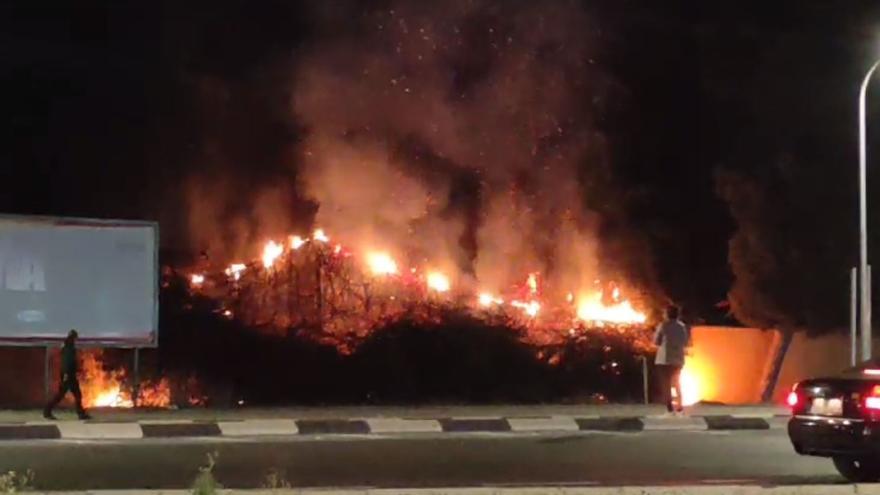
3,0,880,332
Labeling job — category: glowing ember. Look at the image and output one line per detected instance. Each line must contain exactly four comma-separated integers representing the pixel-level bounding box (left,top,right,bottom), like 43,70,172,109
511,300,541,317
290,235,307,250
225,263,246,281
366,251,398,276
333,244,343,255
426,271,450,293
262,240,284,269
190,274,205,287
313,228,329,242
478,292,504,307
576,292,646,325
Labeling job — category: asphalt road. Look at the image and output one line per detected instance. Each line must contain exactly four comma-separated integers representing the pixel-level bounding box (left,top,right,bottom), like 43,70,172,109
0,430,844,490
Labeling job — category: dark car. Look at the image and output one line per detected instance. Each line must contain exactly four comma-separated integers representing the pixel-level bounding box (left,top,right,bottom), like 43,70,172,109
787,360,880,482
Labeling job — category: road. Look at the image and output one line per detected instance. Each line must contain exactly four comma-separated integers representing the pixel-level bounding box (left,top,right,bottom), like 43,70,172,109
0,429,844,490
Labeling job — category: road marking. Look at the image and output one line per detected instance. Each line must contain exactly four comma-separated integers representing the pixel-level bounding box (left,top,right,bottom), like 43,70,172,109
366,418,442,433
218,419,298,437
507,417,579,432
57,422,142,439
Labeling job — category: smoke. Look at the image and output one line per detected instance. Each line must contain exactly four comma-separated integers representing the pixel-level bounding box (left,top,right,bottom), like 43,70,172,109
293,0,612,293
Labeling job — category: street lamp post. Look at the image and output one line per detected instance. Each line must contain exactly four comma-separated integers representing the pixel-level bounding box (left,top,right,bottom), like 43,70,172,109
859,59,880,362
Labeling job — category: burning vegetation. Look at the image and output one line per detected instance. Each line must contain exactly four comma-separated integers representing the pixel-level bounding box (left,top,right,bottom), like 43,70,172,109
65,1,713,408
185,228,650,353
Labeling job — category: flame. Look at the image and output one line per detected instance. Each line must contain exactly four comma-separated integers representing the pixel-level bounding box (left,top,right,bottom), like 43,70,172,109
262,240,284,269
366,251,398,276
478,292,504,307
679,363,700,407
313,228,329,243
290,235,307,250
511,300,541,317
225,263,246,280
576,291,646,325
527,273,539,295
190,274,205,287
426,271,450,293
678,354,711,407
80,352,171,409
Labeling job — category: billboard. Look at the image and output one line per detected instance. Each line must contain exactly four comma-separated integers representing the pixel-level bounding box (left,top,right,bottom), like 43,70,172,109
0,215,158,347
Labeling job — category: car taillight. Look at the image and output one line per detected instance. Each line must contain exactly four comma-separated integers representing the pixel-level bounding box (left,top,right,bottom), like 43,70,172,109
787,383,801,411
866,385,880,410
863,369,880,376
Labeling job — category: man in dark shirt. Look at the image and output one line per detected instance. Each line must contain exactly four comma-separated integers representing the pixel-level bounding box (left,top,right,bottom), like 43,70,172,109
43,329,91,420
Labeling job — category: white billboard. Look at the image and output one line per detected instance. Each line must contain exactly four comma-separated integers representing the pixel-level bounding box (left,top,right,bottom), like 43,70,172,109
0,215,158,347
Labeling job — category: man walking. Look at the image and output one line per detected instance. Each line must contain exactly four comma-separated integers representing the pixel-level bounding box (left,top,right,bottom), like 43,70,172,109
654,305,690,415
44,330,91,420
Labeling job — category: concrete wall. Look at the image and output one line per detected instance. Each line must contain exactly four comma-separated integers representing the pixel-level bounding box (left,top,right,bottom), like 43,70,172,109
687,326,781,404
772,333,880,402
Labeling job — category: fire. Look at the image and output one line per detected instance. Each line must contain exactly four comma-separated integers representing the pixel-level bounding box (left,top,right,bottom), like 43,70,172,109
262,240,284,269
190,273,205,287
426,271,450,293
679,361,701,407
225,263,246,280
366,251,398,276
511,300,541,317
187,227,652,352
290,235,307,250
576,292,647,325
478,292,504,307
527,272,539,295
79,352,171,409
313,228,329,243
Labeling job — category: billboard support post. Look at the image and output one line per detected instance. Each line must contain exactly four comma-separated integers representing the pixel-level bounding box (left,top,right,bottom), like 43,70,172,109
132,348,140,408
43,346,50,403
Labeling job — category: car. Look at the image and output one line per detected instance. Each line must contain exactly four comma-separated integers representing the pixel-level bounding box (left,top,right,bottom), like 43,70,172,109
787,360,880,482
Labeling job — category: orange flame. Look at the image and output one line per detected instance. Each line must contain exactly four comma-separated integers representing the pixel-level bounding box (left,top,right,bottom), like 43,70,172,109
313,228,329,243
478,292,504,307
511,300,541,317
576,292,646,325
290,235,307,250
190,273,205,287
225,263,246,281
80,352,171,409
262,240,284,269
426,271,450,293
366,251,398,276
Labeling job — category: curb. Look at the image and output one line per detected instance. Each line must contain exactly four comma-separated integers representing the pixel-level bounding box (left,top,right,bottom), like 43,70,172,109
0,415,785,441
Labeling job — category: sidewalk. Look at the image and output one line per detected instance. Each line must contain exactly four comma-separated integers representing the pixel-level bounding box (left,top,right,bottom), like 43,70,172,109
0,404,790,441
0,403,789,422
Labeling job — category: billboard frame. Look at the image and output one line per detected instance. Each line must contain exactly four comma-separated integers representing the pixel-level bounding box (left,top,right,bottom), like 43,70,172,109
0,213,160,405
0,213,160,349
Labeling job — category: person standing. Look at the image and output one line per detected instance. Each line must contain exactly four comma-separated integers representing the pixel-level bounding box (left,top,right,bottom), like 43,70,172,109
654,305,691,415
43,330,91,420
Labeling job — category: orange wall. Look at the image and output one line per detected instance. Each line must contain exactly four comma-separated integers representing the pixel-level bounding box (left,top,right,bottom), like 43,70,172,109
773,333,880,403
685,326,781,404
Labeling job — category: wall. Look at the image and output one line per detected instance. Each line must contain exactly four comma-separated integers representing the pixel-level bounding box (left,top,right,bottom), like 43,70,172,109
684,326,781,404
772,332,880,402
